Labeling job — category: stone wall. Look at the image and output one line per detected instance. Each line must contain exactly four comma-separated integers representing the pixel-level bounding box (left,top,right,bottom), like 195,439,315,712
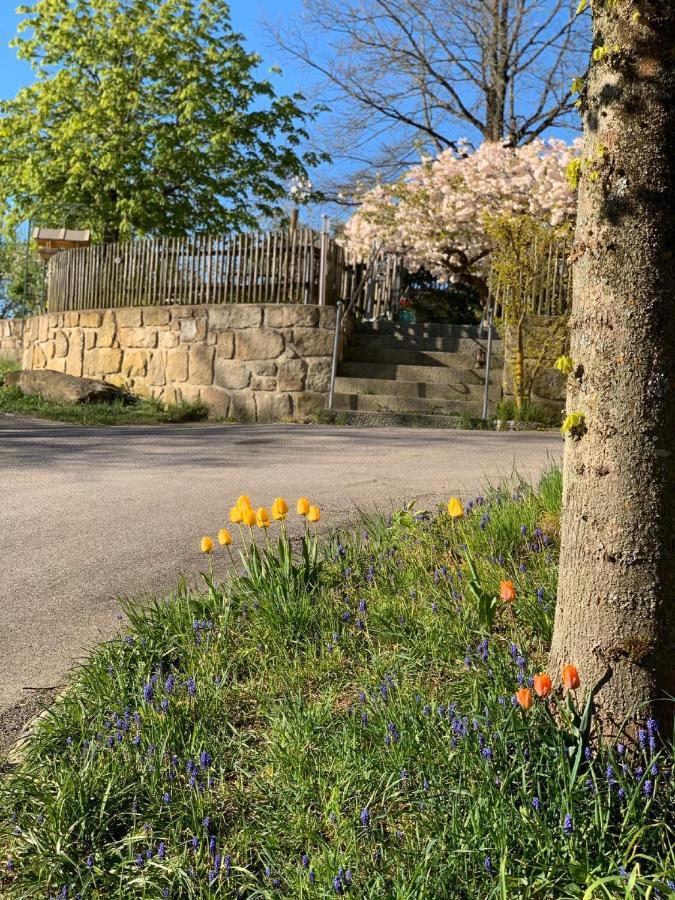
5,304,345,422
0,318,25,363
501,314,569,415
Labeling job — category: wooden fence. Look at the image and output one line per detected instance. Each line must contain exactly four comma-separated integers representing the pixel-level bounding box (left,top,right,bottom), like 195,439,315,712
45,227,403,317
489,233,573,318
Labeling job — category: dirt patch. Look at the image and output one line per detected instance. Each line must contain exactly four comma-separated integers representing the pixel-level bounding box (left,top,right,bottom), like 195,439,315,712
0,688,60,756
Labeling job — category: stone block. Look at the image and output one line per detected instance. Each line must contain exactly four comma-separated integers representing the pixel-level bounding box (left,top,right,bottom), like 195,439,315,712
118,327,158,348
251,361,277,376
143,307,171,326
97,311,117,348
229,391,257,422
47,314,61,329
80,311,103,328
295,391,327,418
83,347,123,376
189,345,215,384
291,327,335,357
531,367,567,403
254,391,293,422
65,331,84,377
234,329,284,360
44,340,56,360
214,359,250,390
180,317,207,343
147,351,167,386
166,349,189,383
318,307,339,329
115,308,142,327
251,375,276,391
105,373,128,389
277,359,307,392
54,332,69,358
47,357,67,374
306,358,332,393
85,331,96,350
122,350,150,378
199,386,230,418
159,331,179,348
209,305,262,329
215,332,234,358
64,312,80,328
162,385,182,406
31,345,47,368
38,317,49,343
264,305,319,329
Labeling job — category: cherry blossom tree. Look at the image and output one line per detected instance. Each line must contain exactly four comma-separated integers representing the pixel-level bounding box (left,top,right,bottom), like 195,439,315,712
343,138,581,286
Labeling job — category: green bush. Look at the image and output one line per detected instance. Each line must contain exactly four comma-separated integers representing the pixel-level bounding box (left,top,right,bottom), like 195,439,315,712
1,471,673,898
495,397,561,426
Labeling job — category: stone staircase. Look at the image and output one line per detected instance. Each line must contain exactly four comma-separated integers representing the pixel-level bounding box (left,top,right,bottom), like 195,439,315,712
332,321,503,422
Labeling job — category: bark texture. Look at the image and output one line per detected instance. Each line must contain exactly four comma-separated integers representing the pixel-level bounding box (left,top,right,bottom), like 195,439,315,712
550,0,675,736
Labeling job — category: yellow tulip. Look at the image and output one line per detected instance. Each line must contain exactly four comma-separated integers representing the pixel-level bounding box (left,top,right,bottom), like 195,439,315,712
242,507,257,527
200,536,214,554
272,497,289,520
297,497,310,516
218,528,232,546
237,494,252,512
307,505,321,523
229,506,243,525
447,497,464,519
256,506,270,528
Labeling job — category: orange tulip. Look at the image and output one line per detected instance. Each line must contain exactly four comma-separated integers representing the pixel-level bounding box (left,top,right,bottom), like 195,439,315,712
307,505,321,523
447,497,464,519
297,497,310,516
533,672,553,699
272,497,289,520
200,536,214,554
229,506,243,525
256,507,270,528
236,495,252,512
562,664,580,691
499,580,516,602
242,507,257,527
515,687,533,710
218,528,232,546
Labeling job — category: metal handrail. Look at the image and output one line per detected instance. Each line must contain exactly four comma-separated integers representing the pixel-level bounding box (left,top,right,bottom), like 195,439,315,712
327,243,383,411
480,295,496,420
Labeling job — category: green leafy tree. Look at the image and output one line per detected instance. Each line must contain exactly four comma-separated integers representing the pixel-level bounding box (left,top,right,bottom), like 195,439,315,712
0,0,324,243
0,235,44,318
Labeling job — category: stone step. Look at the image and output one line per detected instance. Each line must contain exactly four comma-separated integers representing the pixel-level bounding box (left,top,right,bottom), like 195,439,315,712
356,321,493,339
337,360,498,385
349,332,501,354
334,375,501,402
343,346,504,368
333,392,489,417
325,409,490,429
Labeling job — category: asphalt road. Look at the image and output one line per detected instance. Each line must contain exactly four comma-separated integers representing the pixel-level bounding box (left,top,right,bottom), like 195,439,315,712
0,415,561,743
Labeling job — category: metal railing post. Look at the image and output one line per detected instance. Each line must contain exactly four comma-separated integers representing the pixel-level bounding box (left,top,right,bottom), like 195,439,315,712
327,300,344,411
481,297,495,421
318,215,329,307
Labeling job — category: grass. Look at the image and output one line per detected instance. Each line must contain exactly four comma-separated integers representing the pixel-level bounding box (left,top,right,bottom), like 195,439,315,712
495,398,562,427
1,472,674,898
0,355,21,384
0,385,210,426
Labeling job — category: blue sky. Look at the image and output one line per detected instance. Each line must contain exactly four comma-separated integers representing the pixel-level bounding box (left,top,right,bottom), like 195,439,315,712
0,1,306,100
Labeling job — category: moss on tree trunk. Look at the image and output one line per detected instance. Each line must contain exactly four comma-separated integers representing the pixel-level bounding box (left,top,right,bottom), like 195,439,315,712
550,0,675,736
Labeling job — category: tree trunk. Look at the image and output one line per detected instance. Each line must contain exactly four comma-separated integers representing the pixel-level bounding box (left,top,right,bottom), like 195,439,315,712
550,1,675,737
